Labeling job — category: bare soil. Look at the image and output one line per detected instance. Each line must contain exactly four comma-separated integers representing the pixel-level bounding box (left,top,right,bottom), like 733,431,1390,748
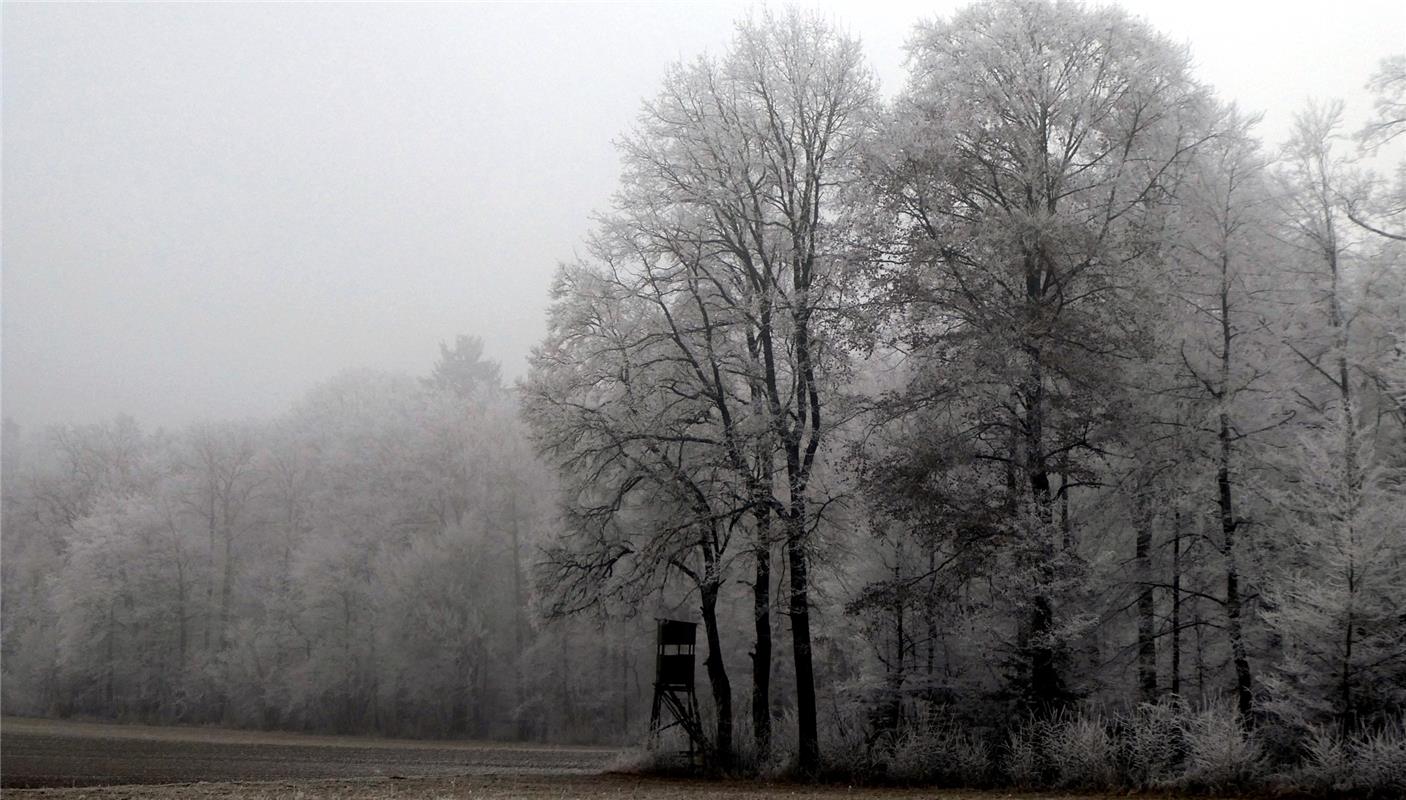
0,716,612,789
0,773,1146,799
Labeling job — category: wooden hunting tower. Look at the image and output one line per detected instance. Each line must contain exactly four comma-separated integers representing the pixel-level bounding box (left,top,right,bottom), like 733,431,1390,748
649,618,708,760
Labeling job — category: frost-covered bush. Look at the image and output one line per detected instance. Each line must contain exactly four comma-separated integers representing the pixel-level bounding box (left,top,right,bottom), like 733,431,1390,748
1178,702,1265,791
943,728,994,786
1117,701,1187,788
641,698,1402,795
1291,727,1355,794
1349,721,1406,796
816,703,877,778
725,709,796,778
1045,711,1118,788
764,705,873,778
1281,720,1406,797
1001,718,1049,787
885,715,992,786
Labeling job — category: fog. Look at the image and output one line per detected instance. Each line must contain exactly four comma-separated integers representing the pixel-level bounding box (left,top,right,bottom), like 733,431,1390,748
4,2,1406,793
3,1,1401,429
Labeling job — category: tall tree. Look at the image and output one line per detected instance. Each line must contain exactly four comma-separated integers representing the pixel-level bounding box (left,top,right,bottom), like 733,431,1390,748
177,422,262,665
524,264,746,763
1159,113,1288,721
527,9,876,768
425,334,504,400
864,0,1212,710
1266,100,1406,734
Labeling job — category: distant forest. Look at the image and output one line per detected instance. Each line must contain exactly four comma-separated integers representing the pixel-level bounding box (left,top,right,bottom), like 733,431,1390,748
3,0,1404,791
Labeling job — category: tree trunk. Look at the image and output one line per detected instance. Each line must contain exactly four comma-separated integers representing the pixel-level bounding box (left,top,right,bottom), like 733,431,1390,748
1136,496,1157,703
1341,604,1355,736
205,494,216,653
620,629,630,734
1023,339,1061,709
925,545,938,703
219,525,234,653
1219,427,1254,724
1020,218,1064,708
700,579,733,767
105,603,117,709
1194,604,1207,706
559,624,575,736
788,313,822,774
751,507,773,760
1326,198,1359,738
883,559,906,736
1171,510,1182,698
787,524,819,773
174,553,189,665
1216,244,1253,724
1059,466,1073,550
508,489,527,739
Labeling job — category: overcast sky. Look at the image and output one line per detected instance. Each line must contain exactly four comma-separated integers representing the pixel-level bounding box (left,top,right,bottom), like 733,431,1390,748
4,1,1403,431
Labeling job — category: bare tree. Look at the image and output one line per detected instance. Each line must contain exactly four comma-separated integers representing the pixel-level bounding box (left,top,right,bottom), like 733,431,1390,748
523,263,747,763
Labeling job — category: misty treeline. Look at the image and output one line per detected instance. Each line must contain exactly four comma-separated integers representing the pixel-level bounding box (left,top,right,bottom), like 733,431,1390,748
519,0,1406,786
2,0,1404,790
2,337,654,741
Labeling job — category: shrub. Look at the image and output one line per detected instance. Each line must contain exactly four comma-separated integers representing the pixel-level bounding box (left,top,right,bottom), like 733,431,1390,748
1279,719,1406,797
1118,700,1188,788
628,698,1402,796
1045,711,1118,788
1001,717,1048,787
1291,727,1354,794
1346,720,1406,797
816,702,877,778
886,714,992,786
1178,702,1265,792
724,708,793,778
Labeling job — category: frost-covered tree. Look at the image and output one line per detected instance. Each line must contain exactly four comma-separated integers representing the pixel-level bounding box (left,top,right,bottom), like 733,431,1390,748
1261,98,1406,735
523,9,876,768
1263,431,1406,733
523,261,748,763
2,340,572,737
860,0,1212,711
1151,113,1292,720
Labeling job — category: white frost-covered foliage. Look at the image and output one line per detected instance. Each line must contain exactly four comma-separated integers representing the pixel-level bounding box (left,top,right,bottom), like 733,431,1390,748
808,702,1406,795
1262,430,1406,732
2,348,650,742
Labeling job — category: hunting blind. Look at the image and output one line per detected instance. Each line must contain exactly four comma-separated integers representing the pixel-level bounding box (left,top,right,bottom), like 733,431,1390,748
649,618,707,762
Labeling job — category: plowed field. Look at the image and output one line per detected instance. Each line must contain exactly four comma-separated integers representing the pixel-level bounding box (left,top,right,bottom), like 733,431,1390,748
0,717,1152,799
0,717,612,789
